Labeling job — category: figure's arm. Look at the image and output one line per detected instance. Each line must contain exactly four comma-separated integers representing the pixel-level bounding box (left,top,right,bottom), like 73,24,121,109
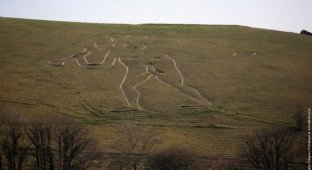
60,48,87,61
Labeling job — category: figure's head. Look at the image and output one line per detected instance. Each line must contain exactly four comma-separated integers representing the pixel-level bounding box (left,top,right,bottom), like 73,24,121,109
86,36,149,58
112,36,147,49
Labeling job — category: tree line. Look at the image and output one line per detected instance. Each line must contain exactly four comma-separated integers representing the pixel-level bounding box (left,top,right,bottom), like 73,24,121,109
0,113,102,170
0,108,307,169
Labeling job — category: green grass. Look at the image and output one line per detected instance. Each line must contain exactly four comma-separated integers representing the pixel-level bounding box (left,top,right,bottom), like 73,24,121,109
1,17,312,156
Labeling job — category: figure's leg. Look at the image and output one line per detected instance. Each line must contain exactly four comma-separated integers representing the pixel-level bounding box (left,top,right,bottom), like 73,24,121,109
154,56,210,105
118,57,131,107
118,57,150,109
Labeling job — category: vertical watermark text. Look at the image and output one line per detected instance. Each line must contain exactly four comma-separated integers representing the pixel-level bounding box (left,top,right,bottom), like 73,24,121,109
308,108,311,170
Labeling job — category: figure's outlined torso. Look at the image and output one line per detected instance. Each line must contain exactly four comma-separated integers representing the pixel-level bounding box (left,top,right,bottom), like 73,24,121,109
48,37,211,109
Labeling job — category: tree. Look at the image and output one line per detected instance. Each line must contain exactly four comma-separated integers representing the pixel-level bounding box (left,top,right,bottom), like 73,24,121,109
0,108,103,170
54,120,101,170
116,120,162,170
245,128,294,170
0,118,29,170
0,105,12,170
148,145,196,170
27,121,55,170
0,110,6,170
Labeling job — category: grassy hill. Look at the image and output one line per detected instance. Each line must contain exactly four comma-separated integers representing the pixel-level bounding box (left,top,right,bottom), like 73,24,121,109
0,17,312,156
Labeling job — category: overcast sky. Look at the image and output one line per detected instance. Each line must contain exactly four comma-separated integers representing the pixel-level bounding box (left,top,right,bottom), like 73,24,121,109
1,0,311,33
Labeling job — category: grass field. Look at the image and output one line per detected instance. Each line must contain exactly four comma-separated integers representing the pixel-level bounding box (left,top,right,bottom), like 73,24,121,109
0,17,312,156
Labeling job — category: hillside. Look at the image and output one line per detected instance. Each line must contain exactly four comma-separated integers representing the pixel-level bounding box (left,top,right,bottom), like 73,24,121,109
0,17,312,156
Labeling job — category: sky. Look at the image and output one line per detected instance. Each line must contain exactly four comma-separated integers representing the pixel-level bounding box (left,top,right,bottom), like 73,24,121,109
0,0,311,33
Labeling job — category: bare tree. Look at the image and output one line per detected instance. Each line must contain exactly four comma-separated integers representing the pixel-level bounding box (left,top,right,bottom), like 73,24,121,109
148,145,196,170
0,104,11,169
116,120,162,170
54,119,101,170
0,118,29,170
27,121,55,170
245,128,294,170
0,107,103,170
0,149,2,170
0,109,6,170
0,151,2,170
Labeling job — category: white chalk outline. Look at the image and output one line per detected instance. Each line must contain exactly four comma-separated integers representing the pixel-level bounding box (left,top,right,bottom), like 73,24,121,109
48,61,64,66
48,48,87,66
83,52,92,64
151,65,164,75
118,57,130,106
143,65,149,75
166,55,209,104
49,38,211,108
142,44,147,49
75,58,86,68
155,75,199,102
167,55,184,85
133,75,153,109
110,58,117,66
100,50,111,65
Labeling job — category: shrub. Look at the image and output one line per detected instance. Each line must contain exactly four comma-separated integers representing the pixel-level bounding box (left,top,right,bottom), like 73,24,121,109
245,128,294,170
148,145,196,170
